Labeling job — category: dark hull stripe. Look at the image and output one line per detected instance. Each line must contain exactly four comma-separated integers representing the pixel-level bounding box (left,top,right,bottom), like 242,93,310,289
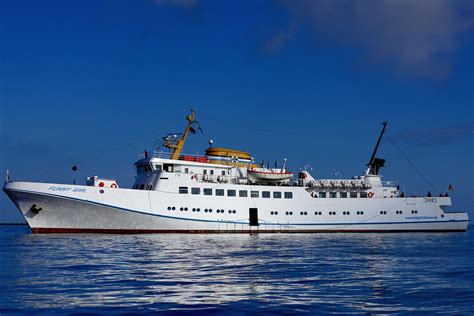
31,227,468,234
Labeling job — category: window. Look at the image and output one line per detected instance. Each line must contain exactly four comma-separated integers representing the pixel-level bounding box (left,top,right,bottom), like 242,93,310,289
350,192,358,198
154,164,162,171
222,171,226,176
179,187,188,194
360,192,368,198
203,169,207,175
329,192,337,198
262,191,270,198
284,192,293,199
184,168,189,173
210,170,214,175
191,187,200,195
239,190,248,197
227,189,236,197
319,192,327,198
164,164,174,172
139,184,145,190
251,191,259,198
340,192,347,198
204,188,212,196
216,189,224,196
273,192,282,199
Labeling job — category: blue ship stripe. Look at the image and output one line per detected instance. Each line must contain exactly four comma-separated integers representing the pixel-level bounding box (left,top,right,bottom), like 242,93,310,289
8,188,469,226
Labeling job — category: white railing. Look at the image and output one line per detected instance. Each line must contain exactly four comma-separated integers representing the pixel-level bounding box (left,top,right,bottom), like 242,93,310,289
137,150,208,161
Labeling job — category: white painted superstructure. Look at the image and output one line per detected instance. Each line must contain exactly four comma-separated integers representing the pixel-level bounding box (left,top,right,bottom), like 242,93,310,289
3,113,469,233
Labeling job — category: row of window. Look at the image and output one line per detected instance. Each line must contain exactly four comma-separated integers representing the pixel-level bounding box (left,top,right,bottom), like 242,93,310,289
179,187,293,199
166,207,418,216
311,191,370,198
166,206,237,214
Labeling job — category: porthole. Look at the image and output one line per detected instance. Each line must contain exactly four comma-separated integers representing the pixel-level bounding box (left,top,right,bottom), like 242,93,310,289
343,211,346,215
275,211,278,215
197,208,200,212
233,210,236,214
441,214,444,218
167,206,171,210
185,207,188,211
286,212,289,215
204,209,208,213
300,211,304,215
271,211,274,215
209,209,213,213
172,207,176,211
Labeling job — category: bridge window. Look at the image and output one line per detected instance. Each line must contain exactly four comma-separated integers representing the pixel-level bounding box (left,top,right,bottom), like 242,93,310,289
251,191,259,198
216,189,224,196
239,190,248,197
273,192,282,199
204,188,212,195
227,189,236,197
284,192,293,199
164,164,174,172
350,192,358,198
262,191,270,198
154,164,162,171
191,187,200,195
178,187,188,194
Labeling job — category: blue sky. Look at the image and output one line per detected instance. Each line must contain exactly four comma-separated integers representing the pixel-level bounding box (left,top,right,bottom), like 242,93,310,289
1,0,473,223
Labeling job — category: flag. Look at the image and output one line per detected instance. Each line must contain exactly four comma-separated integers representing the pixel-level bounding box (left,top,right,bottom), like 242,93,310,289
189,127,196,134
448,184,454,192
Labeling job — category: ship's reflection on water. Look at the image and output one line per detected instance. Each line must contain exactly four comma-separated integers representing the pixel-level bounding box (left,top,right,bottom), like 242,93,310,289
2,229,473,314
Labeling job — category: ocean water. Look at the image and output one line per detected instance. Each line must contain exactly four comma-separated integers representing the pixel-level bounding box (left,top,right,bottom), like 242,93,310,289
0,225,473,315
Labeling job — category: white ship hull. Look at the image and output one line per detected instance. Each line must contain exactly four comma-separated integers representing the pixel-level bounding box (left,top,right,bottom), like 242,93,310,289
4,181,469,233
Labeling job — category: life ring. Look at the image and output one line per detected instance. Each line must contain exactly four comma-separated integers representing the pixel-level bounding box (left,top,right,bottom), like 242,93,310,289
111,183,117,188
368,192,374,198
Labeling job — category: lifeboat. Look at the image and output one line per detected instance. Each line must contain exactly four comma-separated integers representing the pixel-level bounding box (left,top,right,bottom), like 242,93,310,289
205,147,257,168
247,168,293,184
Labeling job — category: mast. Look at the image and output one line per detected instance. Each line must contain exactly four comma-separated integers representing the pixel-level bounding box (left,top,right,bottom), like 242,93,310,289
366,121,387,175
164,111,197,160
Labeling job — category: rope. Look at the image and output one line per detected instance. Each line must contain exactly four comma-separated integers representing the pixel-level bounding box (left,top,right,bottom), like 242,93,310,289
387,134,439,194
200,113,379,138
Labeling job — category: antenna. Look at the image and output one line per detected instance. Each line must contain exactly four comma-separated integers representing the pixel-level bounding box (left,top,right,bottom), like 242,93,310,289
366,121,387,175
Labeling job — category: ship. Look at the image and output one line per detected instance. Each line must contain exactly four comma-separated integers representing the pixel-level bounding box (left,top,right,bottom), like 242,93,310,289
3,111,469,233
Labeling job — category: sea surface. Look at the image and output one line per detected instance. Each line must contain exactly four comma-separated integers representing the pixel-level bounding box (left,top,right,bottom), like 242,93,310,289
0,225,473,315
